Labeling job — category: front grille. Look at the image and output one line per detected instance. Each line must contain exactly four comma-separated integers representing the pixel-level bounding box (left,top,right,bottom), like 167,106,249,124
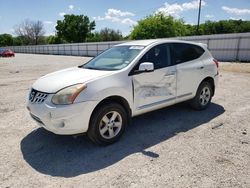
29,88,48,104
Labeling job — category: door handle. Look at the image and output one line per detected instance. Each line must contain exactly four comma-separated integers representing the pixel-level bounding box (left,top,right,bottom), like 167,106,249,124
197,66,204,69
165,71,176,76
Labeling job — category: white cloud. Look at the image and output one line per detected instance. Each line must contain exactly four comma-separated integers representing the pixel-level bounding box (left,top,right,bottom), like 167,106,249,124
121,18,137,25
105,8,135,17
93,16,105,21
59,12,66,17
229,17,245,21
222,6,250,15
205,14,214,19
182,0,205,10
93,8,137,25
157,0,206,18
185,21,195,25
46,32,56,36
157,3,183,17
69,5,74,11
44,21,53,24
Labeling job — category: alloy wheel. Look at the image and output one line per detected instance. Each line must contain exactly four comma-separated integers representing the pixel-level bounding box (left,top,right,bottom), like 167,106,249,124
199,86,211,106
99,111,122,139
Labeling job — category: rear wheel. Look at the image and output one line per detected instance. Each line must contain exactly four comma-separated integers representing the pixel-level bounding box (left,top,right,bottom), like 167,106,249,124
190,81,212,110
87,102,127,145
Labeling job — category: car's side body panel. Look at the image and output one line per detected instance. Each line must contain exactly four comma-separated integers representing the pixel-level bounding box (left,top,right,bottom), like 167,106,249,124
132,66,177,109
175,58,205,102
75,71,133,109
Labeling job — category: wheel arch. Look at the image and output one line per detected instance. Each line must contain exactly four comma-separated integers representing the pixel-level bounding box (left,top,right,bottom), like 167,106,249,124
199,77,215,96
89,95,132,127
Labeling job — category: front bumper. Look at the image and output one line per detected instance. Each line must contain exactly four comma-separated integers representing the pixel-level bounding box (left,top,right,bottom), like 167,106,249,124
27,95,98,135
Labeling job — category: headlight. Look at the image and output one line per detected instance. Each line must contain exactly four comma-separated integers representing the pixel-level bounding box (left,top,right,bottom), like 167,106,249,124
51,84,87,105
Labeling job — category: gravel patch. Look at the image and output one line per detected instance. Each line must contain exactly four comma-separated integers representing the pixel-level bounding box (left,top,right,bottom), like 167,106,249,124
0,54,249,188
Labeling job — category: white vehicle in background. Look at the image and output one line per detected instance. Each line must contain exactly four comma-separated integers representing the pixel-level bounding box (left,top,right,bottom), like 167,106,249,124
27,39,219,145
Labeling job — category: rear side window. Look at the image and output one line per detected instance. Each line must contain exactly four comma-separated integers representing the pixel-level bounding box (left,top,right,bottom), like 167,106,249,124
170,43,205,65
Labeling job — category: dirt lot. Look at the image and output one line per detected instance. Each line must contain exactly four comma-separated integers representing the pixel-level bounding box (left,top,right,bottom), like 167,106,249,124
220,62,250,74
0,54,249,188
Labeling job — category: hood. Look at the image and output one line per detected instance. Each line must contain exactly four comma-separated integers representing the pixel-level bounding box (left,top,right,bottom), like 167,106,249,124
32,67,113,93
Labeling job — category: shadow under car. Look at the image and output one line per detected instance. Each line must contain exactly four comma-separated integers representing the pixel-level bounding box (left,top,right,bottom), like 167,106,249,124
21,102,225,177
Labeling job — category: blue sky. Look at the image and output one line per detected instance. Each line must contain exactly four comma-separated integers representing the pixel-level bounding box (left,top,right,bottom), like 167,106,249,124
0,0,250,36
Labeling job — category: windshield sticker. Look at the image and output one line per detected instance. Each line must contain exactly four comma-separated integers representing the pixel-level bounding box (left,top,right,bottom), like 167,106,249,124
129,46,144,50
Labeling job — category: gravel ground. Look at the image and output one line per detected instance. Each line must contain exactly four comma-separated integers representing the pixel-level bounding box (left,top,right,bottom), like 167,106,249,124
0,54,249,188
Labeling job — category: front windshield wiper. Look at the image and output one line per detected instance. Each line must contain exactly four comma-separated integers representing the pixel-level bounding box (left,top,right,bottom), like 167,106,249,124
78,65,98,70
79,66,109,71
84,67,98,70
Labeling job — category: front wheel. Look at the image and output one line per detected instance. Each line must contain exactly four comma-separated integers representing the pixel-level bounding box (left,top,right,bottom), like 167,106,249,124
190,81,213,110
87,102,127,145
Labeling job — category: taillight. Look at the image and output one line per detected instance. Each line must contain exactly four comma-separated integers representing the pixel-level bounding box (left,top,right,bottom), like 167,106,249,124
213,59,219,68
213,59,219,74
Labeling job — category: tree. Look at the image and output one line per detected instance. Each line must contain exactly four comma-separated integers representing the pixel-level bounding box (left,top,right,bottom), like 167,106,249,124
130,13,187,40
88,28,123,42
55,14,95,43
0,34,13,46
196,20,250,35
33,21,45,45
46,35,64,44
99,28,123,41
14,20,45,45
12,36,23,46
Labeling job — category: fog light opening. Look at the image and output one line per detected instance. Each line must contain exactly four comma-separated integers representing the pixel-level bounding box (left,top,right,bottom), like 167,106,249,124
58,122,65,128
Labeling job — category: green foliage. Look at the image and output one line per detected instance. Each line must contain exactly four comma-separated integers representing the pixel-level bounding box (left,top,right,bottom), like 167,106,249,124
130,14,250,39
55,14,96,43
1,13,250,47
0,34,13,46
191,19,250,35
87,28,123,42
12,36,23,46
46,35,64,44
130,13,187,40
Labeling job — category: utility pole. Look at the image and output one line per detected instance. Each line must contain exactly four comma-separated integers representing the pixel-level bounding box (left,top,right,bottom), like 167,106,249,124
196,0,202,35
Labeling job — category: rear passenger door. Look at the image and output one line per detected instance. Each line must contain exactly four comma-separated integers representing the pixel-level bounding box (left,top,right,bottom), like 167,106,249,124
170,43,205,101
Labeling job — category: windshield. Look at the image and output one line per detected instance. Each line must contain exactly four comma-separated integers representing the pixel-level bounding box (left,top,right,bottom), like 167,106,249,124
82,45,144,70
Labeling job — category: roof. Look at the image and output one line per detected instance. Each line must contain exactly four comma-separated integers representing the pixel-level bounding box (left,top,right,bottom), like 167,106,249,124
115,39,203,47
115,39,158,46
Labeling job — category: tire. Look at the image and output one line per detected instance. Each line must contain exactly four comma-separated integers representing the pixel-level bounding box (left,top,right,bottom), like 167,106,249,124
87,102,128,145
190,81,212,110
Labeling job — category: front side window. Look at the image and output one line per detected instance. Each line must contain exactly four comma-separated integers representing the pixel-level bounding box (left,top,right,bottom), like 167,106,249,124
82,46,144,70
138,44,171,70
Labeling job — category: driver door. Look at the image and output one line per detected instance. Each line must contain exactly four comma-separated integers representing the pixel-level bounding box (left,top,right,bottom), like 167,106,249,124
131,44,177,112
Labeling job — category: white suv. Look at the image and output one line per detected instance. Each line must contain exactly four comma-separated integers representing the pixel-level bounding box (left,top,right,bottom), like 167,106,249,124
27,39,219,145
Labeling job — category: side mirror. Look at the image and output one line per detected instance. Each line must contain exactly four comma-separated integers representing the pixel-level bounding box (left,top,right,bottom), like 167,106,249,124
139,62,154,72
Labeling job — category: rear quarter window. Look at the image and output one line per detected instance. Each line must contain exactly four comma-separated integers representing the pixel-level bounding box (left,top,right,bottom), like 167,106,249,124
170,43,205,65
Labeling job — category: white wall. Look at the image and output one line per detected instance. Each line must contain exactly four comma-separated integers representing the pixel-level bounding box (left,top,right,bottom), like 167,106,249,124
6,32,250,61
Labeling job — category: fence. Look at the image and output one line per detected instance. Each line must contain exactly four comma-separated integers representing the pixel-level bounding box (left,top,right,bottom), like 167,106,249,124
5,32,250,61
